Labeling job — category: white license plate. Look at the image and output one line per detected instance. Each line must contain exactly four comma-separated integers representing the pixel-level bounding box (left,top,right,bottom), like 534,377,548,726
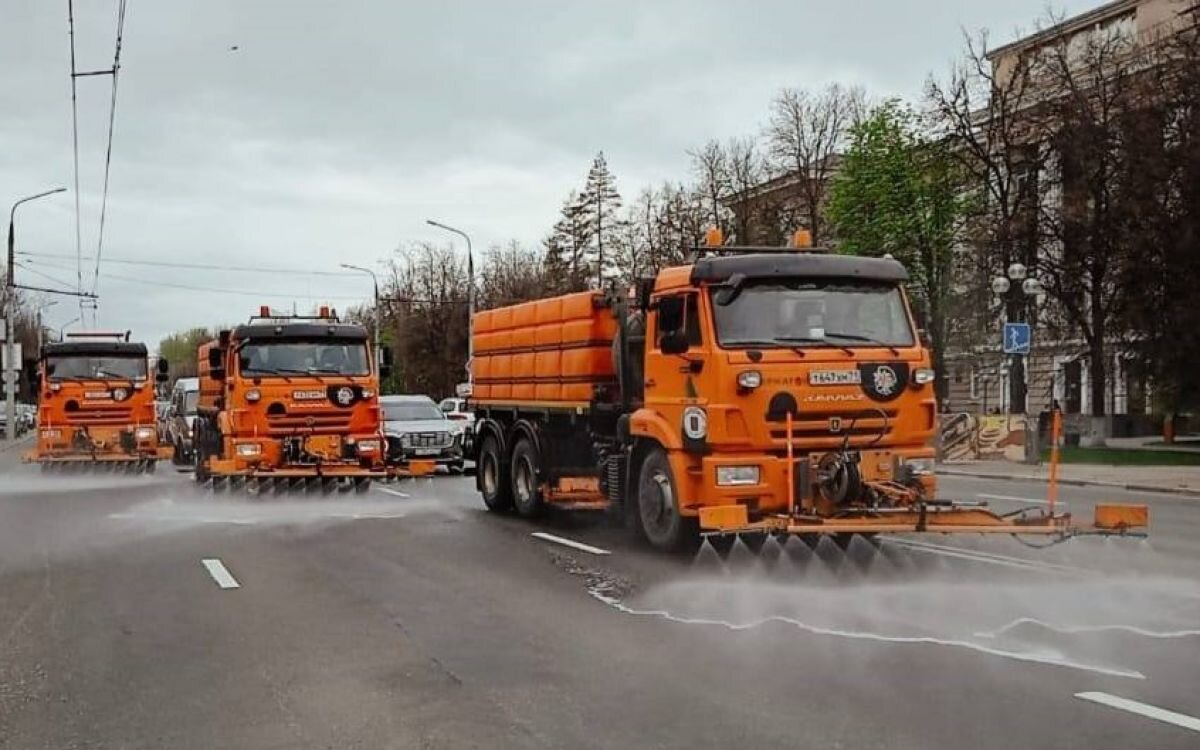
414,448,441,456
809,370,861,386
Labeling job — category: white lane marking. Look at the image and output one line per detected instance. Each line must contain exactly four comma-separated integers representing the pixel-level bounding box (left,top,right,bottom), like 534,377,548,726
1075,692,1200,733
886,538,1088,575
376,486,410,498
531,532,611,556
978,492,1067,506
201,558,241,589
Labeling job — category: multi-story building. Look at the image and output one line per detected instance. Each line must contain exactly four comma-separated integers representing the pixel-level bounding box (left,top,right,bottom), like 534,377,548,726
943,0,1193,438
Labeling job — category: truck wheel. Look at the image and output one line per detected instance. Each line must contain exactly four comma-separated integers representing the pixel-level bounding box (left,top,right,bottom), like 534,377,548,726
478,435,513,512
636,448,695,552
510,438,544,518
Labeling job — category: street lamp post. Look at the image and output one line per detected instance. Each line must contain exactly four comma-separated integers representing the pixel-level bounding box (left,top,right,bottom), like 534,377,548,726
33,300,58,353
990,262,1044,415
340,263,381,355
59,317,80,340
425,219,475,388
7,187,66,445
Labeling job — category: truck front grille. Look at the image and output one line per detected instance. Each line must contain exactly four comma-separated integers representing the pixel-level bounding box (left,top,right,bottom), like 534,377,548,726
266,412,353,436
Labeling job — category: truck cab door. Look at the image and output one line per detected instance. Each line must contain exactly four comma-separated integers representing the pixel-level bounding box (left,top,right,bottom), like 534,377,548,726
645,291,708,410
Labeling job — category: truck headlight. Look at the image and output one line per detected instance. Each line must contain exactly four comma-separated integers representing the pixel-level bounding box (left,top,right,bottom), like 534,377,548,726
236,443,262,457
899,457,935,476
716,465,760,486
913,368,935,385
736,370,762,390
682,406,707,440
245,388,262,403
356,439,380,454
399,433,413,447
134,426,155,441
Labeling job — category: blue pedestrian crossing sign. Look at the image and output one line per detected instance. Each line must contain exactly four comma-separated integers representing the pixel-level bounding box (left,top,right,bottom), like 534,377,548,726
1003,322,1032,354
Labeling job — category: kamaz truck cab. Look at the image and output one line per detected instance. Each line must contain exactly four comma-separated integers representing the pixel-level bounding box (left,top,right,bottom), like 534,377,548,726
193,306,410,492
26,332,171,472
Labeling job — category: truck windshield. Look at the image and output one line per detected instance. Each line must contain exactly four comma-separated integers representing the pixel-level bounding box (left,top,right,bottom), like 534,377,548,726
240,341,370,376
182,391,199,414
710,279,914,349
47,355,147,380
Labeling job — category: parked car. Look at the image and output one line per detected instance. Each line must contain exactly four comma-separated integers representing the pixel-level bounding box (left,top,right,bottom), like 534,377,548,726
166,377,200,466
381,394,465,473
438,396,475,452
19,403,36,431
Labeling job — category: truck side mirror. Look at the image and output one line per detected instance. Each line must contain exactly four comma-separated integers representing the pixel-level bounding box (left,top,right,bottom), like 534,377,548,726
660,331,689,356
207,347,226,380
156,358,169,383
656,296,684,333
378,345,393,379
655,296,688,355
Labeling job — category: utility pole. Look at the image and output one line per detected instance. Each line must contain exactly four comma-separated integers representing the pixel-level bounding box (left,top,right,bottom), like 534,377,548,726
425,220,475,388
7,188,66,445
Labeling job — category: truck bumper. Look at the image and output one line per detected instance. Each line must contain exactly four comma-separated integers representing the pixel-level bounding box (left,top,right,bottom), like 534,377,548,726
675,448,936,517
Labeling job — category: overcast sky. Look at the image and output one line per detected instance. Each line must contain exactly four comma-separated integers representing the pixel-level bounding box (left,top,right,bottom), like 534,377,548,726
2,0,1099,349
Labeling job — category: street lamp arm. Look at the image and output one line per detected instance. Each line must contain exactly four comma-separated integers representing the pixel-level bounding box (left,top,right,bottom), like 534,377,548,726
10,187,68,224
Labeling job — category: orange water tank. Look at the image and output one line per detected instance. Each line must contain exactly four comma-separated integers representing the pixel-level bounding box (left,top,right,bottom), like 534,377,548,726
471,291,617,406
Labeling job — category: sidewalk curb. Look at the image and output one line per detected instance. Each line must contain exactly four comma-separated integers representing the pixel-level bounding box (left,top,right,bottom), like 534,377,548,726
937,467,1200,498
0,436,33,455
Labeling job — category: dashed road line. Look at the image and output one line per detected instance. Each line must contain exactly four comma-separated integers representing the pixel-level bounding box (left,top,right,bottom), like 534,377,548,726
531,532,611,556
376,486,410,498
1075,692,1200,733
201,558,241,589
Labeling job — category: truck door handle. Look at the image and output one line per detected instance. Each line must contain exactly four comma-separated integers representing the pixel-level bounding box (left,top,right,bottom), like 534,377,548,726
645,379,657,388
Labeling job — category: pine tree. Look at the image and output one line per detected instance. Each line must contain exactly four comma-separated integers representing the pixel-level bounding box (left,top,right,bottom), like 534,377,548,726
545,190,591,292
578,152,622,287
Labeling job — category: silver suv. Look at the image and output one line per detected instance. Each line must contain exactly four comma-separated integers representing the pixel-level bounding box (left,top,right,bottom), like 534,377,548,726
166,377,200,466
381,394,465,473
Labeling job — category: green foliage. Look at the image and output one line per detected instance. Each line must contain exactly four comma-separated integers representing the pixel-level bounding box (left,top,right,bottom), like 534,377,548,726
828,100,972,400
158,327,213,381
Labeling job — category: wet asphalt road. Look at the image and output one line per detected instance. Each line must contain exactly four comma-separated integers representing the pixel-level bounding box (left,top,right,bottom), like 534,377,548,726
1,445,1198,749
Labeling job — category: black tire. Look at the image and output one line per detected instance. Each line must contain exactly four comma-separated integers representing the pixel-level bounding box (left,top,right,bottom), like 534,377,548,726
478,435,513,512
510,439,544,518
635,447,696,552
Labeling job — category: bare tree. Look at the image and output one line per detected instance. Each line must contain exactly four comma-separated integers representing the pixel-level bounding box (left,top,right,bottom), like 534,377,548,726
725,136,764,242
382,242,469,396
927,30,1052,413
766,83,865,244
1030,15,1151,418
687,139,732,236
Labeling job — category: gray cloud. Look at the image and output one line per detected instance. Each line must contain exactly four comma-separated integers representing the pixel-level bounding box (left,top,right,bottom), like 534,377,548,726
2,0,1099,347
